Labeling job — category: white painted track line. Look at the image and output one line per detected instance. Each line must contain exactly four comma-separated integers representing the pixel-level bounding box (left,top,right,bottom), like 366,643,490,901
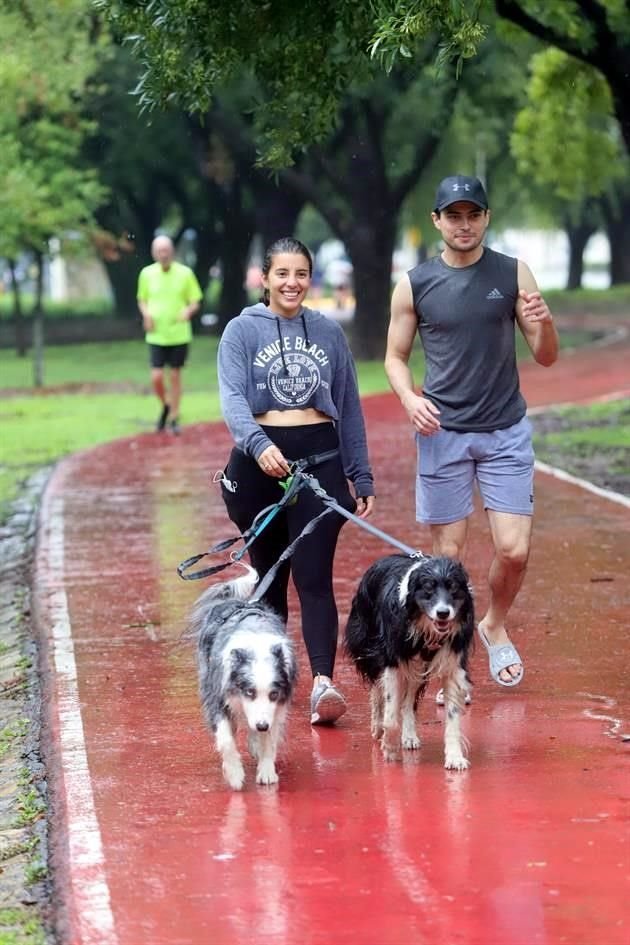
45,496,118,945
535,460,630,509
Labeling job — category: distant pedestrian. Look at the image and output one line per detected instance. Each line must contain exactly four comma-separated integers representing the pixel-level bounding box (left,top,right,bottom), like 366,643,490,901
137,235,203,434
385,175,559,692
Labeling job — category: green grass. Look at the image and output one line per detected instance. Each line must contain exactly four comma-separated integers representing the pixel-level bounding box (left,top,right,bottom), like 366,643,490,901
0,295,113,320
545,283,630,314
0,336,221,390
542,426,629,450
532,399,630,473
0,335,417,520
0,909,46,945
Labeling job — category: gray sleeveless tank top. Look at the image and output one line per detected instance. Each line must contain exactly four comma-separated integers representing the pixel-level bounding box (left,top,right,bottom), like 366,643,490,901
407,247,526,431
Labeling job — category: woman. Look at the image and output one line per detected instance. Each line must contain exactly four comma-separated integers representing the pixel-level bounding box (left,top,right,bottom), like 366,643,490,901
217,237,375,725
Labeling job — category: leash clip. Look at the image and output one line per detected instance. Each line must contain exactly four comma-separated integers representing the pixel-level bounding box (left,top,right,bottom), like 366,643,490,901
213,469,237,493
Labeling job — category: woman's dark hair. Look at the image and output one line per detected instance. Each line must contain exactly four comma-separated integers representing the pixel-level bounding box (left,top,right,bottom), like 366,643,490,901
261,237,313,305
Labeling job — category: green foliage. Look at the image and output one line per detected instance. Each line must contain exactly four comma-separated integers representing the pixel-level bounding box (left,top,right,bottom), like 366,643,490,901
369,0,487,75
24,862,47,887
495,0,630,51
14,791,44,828
98,0,368,165
510,49,623,201
0,720,28,760
0,0,108,258
96,0,488,166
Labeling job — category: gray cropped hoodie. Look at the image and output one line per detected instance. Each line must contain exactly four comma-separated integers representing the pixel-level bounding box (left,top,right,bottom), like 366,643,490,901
217,303,374,497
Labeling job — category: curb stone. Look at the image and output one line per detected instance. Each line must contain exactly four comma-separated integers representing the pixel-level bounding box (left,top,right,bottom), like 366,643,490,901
0,466,54,942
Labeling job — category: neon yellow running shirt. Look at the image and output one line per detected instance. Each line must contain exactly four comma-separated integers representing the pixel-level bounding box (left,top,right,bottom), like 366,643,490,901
137,261,203,346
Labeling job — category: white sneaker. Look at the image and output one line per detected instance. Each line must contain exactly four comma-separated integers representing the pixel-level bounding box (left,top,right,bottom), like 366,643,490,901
310,679,347,725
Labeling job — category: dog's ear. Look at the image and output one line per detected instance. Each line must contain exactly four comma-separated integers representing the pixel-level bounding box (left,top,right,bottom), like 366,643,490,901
271,643,285,667
271,642,298,685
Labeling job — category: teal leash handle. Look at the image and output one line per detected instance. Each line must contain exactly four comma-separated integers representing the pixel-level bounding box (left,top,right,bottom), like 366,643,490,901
177,472,308,580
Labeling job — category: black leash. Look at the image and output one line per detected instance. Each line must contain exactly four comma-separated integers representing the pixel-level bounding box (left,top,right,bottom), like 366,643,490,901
247,471,427,600
300,473,425,558
250,506,335,601
177,453,427,584
176,449,339,581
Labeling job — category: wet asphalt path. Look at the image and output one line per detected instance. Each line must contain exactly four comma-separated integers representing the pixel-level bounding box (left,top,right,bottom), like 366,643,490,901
34,336,630,945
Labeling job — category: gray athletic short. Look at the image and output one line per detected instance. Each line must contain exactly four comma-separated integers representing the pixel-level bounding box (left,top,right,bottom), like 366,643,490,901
415,416,535,524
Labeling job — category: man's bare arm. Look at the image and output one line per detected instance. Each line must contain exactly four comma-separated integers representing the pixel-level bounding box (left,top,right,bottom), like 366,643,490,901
384,276,441,434
515,260,559,367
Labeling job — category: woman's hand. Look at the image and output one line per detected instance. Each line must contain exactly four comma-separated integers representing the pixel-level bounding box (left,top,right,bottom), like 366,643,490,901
258,446,291,478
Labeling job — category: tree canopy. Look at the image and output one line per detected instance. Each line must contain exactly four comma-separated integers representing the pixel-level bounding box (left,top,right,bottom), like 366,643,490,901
0,0,107,259
511,48,623,203
96,0,484,167
377,1,630,153
99,0,630,166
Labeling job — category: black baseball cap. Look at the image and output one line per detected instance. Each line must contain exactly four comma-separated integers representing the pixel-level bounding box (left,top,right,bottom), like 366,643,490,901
434,175,488,212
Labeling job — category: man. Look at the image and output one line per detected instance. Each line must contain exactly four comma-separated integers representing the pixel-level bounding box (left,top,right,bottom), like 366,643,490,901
137,235,203,434
385,175,559,690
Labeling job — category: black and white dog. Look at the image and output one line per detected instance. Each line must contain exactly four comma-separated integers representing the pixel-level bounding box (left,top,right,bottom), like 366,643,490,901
187,564,298,790
344,554,474,770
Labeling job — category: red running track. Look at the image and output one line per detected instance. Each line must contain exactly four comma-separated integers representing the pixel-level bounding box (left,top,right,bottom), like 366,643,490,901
34,337,630,945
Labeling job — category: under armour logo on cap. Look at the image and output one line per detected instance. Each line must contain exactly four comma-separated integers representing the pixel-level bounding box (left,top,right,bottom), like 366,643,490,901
434,175,488,212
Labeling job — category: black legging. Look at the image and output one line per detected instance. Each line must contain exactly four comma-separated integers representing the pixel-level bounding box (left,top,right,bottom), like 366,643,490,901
220,423,356,678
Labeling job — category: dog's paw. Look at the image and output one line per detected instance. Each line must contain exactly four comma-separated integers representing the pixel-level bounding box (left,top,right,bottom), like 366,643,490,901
371,723,384,741
381,745,400,763
223,761,246,791
380,730,401,762
401,732,422,750
256,760,279,786
444,753,470,771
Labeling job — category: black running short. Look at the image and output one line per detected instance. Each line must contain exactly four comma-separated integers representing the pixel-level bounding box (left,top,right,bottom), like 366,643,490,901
148,344,189,369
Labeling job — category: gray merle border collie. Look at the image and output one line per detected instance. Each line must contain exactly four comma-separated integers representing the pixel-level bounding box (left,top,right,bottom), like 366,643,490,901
344,554,474,770
186,564,297,791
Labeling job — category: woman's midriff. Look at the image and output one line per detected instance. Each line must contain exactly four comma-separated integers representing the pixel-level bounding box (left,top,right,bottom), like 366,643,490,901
254,408,332,426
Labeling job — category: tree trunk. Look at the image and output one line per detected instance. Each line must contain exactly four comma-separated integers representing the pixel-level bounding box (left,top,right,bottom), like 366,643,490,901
193,226,219,297
345,225,397,361
564,219,596,290
216,182,255,332
102,251,150,320
95,196,158,319
607,218,630,285
9,259,27,357
254,186,306,249
216,230,252,332
31,252,45,389
603,195,630,285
